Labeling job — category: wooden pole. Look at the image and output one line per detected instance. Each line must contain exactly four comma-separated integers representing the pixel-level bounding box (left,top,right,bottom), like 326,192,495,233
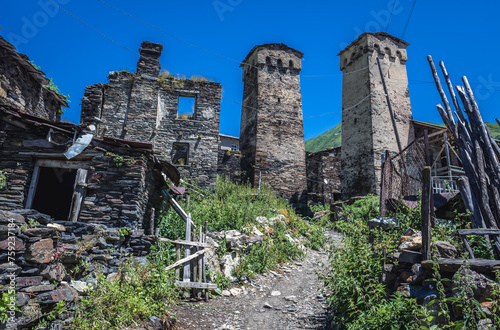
496,118,500,127
183,214,191,282
203,221,208,302
175,244,180,279
421,167,432,261
376,57,403,154
198,226,203,300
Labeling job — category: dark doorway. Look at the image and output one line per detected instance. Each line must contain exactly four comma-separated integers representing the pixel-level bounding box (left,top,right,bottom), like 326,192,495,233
32,167,77,220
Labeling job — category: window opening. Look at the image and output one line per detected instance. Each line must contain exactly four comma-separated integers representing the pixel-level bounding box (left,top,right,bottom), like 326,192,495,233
178,95,196,120
172,143,189,165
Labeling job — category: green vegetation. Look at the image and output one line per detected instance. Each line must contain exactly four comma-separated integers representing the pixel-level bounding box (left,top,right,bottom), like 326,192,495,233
158,176,326,279
0,170,6,189
304,122,341,153
29,61,70,115
71,258,177,329
325,195,499,329
305,121,500,153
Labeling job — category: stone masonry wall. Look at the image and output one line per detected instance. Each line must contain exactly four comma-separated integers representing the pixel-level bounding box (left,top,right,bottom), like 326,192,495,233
306,147,342,203
80,41,222,188
240,44,307,203
217,149,242,184
0,36,65,121
339,32,414,198
0,209,155,329
0,118,159,230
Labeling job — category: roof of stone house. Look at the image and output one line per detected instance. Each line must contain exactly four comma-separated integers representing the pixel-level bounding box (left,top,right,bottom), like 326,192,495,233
241,43,304,66
337,32,409,56
0,35,68,108
219,133,239,140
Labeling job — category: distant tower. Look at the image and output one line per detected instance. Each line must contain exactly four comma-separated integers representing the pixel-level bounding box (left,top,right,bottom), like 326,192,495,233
240,43,307,202
338,32,414,199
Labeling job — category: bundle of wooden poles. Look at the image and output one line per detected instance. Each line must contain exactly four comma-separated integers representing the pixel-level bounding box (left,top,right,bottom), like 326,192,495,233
427,56,500,233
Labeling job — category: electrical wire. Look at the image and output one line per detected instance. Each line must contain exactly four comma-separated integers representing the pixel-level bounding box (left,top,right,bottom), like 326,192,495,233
46,0,138,56
385,0,398,32
401,0,417,38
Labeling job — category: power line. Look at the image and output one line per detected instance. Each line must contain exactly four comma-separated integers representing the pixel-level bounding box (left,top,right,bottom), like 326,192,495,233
95,0,253,69
385,0,398,32
46,0,138,56
401,0,417,38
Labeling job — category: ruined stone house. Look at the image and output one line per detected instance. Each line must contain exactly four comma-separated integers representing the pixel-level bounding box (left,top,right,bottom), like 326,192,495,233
0,36,178,230
80,41,222,188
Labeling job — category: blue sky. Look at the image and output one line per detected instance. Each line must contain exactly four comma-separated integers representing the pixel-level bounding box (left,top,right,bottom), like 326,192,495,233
1,0,499,140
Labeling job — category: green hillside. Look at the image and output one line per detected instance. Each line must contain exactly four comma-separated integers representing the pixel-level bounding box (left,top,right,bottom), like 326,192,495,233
304,122,342,153
305,121,500,153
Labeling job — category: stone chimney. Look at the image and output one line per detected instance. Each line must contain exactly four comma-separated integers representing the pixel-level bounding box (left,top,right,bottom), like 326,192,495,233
136,41,163,77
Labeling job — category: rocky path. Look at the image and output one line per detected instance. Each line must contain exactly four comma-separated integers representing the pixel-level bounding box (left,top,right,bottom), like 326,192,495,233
171,229,342,330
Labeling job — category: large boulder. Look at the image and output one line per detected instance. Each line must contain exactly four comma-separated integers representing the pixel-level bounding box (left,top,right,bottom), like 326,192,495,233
433,241,458,259
367,218,398,230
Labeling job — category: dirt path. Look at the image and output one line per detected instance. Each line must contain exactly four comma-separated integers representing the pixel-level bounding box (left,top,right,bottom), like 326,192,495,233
171,229,342,330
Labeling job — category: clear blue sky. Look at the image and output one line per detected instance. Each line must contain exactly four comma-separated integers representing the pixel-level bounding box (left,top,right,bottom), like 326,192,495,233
2,0,499,140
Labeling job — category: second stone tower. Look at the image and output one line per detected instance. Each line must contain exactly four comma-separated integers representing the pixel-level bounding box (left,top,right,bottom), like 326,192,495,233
239,43,307,202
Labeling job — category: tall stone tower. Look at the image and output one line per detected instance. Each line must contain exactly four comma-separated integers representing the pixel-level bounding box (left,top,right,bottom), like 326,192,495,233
240,43,307,202
338,32,414,198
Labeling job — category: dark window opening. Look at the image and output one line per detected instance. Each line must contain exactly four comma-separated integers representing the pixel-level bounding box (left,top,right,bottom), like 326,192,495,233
266,57,272,66
32,167,77,220
178,95,196,120
289,60,294,68
172,143,189,165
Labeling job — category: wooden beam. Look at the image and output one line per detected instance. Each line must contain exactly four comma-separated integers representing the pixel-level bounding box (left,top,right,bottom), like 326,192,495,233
161,189,196,228
421,167,432,260
458,229,500,236
165,248,206,272
158,238,210,248
174,281,217,289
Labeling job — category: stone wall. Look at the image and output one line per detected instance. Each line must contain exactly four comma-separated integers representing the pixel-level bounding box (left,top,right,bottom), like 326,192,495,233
80,41,222,188
306,147,342,203
239,43,307,203
217,150,242,184
0,36,66,121
339,32,414,199
0,209,155,329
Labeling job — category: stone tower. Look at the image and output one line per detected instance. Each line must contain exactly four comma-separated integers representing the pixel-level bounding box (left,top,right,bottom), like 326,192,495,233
338,32,414,198
240,43,307,202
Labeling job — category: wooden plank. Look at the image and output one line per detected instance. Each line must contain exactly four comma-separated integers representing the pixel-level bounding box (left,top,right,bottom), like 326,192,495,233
69,168,88,222
158,238,210,248
421,258,500,274
461,235,475,259
25,165,40,209
175,244,180,279
174,281,217,289
458,229,500,236
149,207,155,236
165,249,206,272
496,118,500,127
162,189,196,228
183,214,192,282
198,226,203,299
203,221,208,302
421,167,432,260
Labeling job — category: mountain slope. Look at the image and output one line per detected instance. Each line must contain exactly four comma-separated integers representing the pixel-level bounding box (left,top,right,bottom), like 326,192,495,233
304,123,342,153
305,122,500,153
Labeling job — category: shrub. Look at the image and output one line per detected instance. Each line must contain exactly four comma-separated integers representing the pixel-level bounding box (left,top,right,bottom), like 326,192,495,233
71,258,177,329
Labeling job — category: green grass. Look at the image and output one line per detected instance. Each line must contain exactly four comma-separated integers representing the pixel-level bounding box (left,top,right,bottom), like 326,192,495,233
158,176,326,279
